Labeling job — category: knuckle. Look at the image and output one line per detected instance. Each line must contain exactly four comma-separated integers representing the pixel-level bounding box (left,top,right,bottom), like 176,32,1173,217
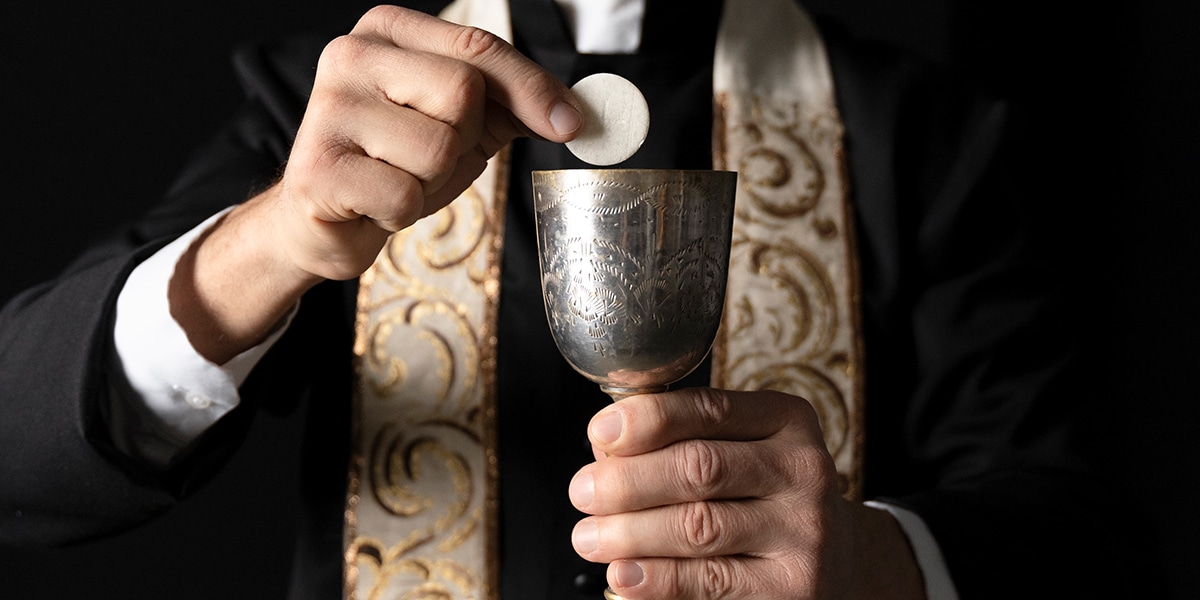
656,561,686,598
448,25,506,62
786,444,837,498
300,135,356,180
319,34,371,76
679,440,723,496
422,122,462,173
431,65,485,125
443,61,487,104
367,182,425,232
304,89,360,130
783,391,824,435
691,387,734,429
794,392,820,420
700,558,736,598
363,4,399,21
360,5,405,33
680,502,722,553
391,177,427,216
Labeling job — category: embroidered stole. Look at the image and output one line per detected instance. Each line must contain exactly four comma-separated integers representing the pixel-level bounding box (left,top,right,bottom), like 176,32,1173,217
343,0,864,597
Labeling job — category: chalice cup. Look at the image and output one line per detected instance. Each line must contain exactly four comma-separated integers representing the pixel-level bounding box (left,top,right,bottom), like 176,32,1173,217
532,168,737,598
533,168,737,400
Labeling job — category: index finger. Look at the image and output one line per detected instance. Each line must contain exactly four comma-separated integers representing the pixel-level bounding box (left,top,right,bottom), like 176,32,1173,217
351,5,583,141
589,388,824,457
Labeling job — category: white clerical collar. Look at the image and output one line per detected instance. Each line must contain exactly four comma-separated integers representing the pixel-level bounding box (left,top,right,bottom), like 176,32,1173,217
552,0,645,54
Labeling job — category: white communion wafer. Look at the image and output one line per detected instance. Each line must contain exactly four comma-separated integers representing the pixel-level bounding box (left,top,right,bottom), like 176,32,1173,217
565,73,650,166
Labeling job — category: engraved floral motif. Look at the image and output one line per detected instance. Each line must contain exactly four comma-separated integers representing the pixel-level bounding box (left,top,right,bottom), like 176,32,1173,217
540,233,728,356
533,171,736,390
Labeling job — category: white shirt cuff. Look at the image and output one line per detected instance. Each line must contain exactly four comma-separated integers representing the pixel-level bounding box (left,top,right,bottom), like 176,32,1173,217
109,208,295,466
864,500,961,600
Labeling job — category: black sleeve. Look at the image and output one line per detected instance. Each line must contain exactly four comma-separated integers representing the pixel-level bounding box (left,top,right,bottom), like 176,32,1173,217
0,35,328,547
0,0,467,551
822,23,1160,599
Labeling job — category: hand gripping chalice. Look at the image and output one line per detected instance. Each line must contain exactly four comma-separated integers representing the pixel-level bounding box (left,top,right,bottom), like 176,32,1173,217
533,168,737,599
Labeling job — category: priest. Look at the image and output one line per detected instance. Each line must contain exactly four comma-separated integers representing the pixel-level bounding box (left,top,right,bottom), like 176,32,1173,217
0,1,1149,599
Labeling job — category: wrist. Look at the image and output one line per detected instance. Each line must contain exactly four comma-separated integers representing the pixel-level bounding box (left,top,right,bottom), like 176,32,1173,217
169,189,318,364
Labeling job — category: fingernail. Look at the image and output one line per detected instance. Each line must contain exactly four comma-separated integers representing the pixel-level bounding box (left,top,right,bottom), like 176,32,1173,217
573,520,599,554
549,100,582,136
591,410,622,444
614,561,644,588
569,471,594,508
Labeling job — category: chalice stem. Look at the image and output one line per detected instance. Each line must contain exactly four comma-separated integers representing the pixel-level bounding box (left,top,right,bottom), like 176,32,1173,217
601,384,669,403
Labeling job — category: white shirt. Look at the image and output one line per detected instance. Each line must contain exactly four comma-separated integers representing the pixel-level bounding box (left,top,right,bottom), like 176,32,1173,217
109,2,957,597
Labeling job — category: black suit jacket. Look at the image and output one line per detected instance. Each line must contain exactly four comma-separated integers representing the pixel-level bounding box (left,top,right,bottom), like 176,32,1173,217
0,1,1155,598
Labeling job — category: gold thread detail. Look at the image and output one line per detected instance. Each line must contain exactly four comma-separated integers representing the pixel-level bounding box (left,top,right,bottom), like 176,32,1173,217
345,147,508,599
713,91,865,499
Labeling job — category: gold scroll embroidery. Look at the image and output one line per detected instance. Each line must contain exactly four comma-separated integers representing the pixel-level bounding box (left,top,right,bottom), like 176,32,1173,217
345,154,507,600
712,94,865,500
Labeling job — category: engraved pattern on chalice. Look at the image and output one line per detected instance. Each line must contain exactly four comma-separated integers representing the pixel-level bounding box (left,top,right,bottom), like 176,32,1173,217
533,169,737,399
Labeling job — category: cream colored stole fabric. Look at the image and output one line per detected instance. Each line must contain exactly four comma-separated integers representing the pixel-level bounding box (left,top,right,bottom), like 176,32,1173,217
344,0,863,598
711,0,864,499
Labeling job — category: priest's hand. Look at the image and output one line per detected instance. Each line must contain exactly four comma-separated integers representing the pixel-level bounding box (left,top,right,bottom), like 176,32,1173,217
570,388,926,600
268,4,581,282
169,5,582,364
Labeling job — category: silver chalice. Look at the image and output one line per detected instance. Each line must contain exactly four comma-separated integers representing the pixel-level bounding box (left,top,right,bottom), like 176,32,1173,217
533,168,736,600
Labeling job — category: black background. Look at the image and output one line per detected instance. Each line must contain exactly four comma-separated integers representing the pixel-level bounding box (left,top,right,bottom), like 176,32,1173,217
1,1,1196,598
